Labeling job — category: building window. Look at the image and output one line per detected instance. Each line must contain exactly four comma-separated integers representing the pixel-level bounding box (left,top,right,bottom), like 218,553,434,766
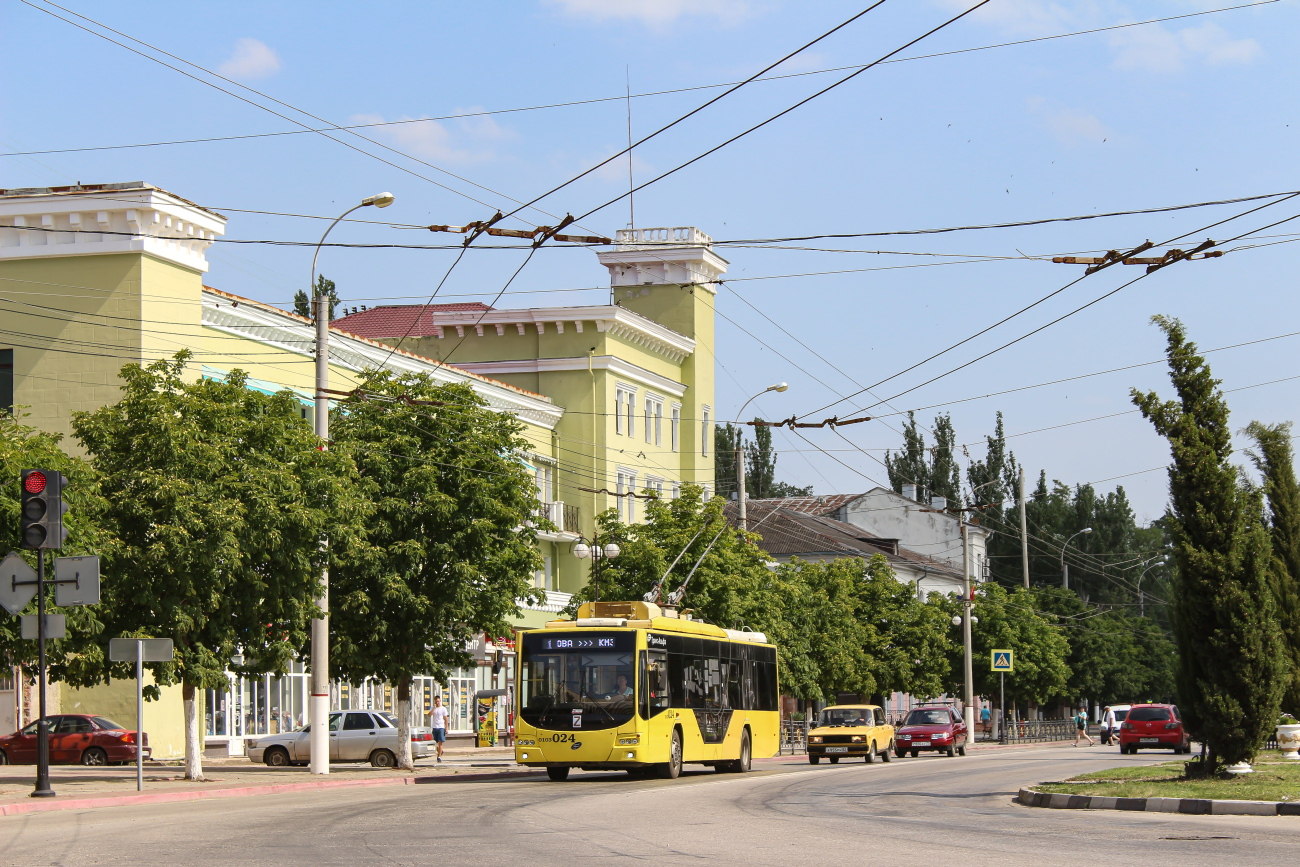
671,482,681,500
671,405,681,452
0,349,12,416
645,395,663,446
646,476,664,499
617,470,637,522
616,384,636,438
701,406,711,456
615,388,624,435
534,556,552,590
535,464,552,504
626,394,635,438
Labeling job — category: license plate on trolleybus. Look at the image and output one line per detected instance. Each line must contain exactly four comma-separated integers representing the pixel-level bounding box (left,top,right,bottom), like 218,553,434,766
825,747,848,753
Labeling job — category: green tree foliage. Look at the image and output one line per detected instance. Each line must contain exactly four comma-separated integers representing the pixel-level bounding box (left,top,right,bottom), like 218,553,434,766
714,423,741,500
883,412,960,506
0,412,106,682
72,353,363,779
1133,316,1284,768
857,556,952,701
293,274,340,320
329,372,543,768
936,584,1070,711
715,422,812,500
1244,421,1300,716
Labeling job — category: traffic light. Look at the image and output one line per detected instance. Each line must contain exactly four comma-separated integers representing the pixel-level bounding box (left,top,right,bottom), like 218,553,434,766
492,649,504,675
20,469,68,550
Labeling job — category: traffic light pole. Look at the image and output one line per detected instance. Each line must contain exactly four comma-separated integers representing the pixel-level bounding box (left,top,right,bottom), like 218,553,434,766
33,550,53,798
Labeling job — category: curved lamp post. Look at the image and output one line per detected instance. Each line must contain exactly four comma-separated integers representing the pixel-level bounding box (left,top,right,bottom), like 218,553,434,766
735,382,788,531
1060,527,1093,591
309,192,394,776
1136,555,1167,618
573,536,621,605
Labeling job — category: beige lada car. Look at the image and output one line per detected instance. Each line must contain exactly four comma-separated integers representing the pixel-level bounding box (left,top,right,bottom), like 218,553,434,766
806,704,895,764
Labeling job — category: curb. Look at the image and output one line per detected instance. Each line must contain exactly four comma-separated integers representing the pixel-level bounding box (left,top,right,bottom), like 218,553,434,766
0,769,543,818
1018,787,1300,817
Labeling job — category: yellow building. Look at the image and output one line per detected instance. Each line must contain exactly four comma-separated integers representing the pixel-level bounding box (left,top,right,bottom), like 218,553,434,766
0,182,722,751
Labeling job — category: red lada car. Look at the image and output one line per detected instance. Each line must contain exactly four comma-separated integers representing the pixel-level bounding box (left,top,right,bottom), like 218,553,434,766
894,706,968,758
0,714,150,766
1117,703,1191,754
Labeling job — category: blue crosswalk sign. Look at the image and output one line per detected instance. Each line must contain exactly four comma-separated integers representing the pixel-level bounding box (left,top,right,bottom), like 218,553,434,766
991,650,1014,672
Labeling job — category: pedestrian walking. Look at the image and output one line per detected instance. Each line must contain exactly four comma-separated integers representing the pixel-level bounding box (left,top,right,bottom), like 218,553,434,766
1073,706,1094,747
1101,705,1117,746
431,694,450,762
980,705,991,738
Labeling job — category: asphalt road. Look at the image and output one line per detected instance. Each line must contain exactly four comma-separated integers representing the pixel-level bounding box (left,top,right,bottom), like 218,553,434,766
2,745,1297,866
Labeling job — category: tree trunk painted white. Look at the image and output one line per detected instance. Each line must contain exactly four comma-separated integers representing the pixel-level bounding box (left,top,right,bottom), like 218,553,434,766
182,681,204,781
396,678,414,771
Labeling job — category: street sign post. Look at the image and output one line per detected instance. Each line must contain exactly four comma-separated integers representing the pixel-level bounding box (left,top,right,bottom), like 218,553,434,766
109,638,174,792
0,551,37,616
991,650,1014,743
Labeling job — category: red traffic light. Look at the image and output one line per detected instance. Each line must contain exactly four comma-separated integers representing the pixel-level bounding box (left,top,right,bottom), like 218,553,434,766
24,471,47,494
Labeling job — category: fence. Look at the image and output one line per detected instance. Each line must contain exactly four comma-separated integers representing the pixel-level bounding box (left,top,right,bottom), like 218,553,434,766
997,716,1075,744
779,720,810,755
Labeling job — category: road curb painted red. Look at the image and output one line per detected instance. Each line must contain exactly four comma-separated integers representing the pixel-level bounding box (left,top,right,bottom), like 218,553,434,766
0,769,543,817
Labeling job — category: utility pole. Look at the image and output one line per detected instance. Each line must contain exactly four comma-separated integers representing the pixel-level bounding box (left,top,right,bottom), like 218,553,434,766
961,518,975,748
1019,467,1030,590
734,382,788,531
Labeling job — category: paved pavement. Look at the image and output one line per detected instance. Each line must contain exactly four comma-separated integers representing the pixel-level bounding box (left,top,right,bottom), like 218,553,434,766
2,744,1297,865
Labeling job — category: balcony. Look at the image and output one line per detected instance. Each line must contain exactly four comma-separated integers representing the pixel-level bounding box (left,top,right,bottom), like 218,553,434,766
614,226,713,247
534,501,580,541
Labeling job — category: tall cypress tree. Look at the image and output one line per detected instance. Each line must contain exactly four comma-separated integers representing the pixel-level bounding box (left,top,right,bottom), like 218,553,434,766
1245,421,1300,716
1132,316,1284,769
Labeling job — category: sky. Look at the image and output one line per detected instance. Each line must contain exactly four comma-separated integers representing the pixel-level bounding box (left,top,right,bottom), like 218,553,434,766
2,0,1297,523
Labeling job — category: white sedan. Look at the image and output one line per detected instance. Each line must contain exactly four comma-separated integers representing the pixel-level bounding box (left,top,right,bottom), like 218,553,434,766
248,710,430,768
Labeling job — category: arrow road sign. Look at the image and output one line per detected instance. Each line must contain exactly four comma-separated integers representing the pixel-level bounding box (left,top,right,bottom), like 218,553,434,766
0,551,38,617
991,649,1015,673
108,637,174,663
54,555,100,607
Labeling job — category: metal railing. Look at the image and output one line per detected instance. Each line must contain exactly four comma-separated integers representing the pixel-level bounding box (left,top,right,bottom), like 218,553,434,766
537,501,580,534
998,716,1075,744
779,720,810,755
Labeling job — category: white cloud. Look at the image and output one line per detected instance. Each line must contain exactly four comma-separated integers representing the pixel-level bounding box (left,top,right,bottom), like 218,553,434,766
1046,108,1109,145
544,0,755,27
217,38,281,80
1110,21,1262,73
349,110,516,164
936,0,1078,38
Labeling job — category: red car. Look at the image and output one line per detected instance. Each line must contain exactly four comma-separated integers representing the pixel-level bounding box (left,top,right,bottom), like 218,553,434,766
894,706,968,758
0,715,151,766
1117,704,1191,755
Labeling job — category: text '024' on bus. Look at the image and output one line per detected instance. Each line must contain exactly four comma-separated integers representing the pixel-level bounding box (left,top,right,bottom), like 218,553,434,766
515,600,779,780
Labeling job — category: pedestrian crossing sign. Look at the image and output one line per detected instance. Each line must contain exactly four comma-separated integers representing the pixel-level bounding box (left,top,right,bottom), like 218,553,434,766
991,650,1014,672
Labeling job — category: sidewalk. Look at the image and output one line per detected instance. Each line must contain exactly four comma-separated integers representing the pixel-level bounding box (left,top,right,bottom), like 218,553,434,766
0,746,535,817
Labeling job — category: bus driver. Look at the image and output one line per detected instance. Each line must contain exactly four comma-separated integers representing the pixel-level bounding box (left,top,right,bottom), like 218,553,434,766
606,674,633,698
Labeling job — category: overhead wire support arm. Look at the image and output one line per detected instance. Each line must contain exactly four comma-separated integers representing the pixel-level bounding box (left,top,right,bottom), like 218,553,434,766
1052,241,1222,269
426,213,610,246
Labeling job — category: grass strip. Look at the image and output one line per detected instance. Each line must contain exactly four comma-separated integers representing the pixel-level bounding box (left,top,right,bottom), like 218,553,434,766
1036,751,1300,802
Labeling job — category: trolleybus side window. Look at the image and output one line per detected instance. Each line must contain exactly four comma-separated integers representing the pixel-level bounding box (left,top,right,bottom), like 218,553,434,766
641,650,670,718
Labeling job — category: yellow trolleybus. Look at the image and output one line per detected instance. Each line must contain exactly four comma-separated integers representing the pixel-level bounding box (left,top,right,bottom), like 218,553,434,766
515,600,780,780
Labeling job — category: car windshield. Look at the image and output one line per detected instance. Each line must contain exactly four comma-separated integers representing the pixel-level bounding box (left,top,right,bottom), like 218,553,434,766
92,717,125,730
904,709,951,726
1114,709,1129,721
1128,707,1171,722
520,631,636,731
820,708,871,727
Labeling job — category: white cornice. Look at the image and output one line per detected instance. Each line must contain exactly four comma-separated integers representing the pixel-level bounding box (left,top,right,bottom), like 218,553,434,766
0,183,225,273
456,356,688,399
415,305,695,365
200,289,563,430
596,227,728,293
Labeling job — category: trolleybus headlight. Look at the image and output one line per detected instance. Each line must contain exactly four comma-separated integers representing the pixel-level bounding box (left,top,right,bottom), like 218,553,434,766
618,736,640,746
626,751,635,759
521,753,529,760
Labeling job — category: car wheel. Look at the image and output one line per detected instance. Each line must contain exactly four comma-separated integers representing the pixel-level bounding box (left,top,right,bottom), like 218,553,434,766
369,748,397,769
808,755,821,765
546,766,570,781
865,741,877,764
656,729,682,779
0,750,8,765
881,742,892,763
944,743,955,758
910,750,918,758
264,747,290,768
80,747,109,767
958,743,967,757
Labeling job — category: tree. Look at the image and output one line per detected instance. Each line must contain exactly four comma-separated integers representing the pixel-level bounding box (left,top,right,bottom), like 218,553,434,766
1245,421,1300,717
884,412,929,497
714,423,741,500
716,422,812,500
1132,316,1284,769
884,412,960,507
856,555,952,701
329,372,544,769
294,274,340,320
71,353,362,779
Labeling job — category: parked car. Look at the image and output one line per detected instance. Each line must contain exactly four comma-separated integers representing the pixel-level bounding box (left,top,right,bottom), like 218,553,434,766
248,710,431,768
894,706,968,758
1117,703,1191,754
806,704,895,765
1100,704,1131,745
0,714,150,766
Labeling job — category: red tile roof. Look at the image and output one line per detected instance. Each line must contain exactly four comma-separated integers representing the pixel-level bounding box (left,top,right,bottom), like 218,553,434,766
331,303,493,338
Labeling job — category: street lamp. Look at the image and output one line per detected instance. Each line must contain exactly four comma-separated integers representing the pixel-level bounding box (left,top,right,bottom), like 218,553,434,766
959,479,997,749
573,535,621,605
1060,527,1093,591
735,382,789,531
1136,555,1167,618
309,192,395,777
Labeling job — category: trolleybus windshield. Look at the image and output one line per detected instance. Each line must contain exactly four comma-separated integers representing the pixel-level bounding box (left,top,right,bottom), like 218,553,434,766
520,632,636,731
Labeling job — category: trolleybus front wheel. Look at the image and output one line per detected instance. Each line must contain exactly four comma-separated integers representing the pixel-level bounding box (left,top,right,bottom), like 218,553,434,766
717,729,751,773
546,766,570,781
656,730,682,779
